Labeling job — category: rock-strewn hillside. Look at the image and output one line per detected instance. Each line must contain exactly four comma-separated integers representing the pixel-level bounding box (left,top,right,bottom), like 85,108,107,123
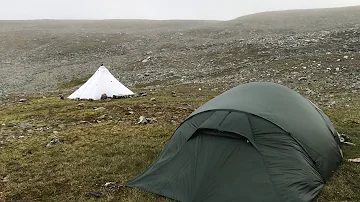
0,6,359,102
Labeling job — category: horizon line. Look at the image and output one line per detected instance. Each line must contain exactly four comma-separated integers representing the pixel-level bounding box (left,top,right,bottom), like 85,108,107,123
0,4,359,21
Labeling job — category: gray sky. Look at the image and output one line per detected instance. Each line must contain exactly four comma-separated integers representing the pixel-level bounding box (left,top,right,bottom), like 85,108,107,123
1,0,359,20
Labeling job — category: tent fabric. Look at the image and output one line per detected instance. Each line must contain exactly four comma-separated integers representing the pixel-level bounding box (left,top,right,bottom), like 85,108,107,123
68,65,134,100
126,82,343,202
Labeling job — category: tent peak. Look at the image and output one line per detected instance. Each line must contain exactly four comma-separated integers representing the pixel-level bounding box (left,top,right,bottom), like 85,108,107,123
68,64,134,100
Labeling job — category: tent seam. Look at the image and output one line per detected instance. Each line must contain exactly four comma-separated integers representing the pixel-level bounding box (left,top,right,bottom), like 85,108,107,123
246,113,282,202
187,109,333,173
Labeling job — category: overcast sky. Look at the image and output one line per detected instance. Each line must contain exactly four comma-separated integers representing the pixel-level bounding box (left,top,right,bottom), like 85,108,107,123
1,0,359,20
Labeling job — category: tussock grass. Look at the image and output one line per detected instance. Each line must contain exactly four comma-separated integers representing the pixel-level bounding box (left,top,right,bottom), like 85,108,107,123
0,85,359,202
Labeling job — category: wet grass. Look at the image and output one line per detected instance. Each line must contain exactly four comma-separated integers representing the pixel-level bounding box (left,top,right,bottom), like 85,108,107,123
0,85,359,202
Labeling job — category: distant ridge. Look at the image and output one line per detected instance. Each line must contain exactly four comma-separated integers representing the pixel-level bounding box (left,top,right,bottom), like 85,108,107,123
225,5,360,32
230,5,360,21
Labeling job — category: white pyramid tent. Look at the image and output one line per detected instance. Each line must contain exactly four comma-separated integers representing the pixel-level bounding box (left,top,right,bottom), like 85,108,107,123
68,65,134,100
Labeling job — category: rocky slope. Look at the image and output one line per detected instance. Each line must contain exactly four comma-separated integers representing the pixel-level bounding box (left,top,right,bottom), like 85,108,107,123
0,5,360,103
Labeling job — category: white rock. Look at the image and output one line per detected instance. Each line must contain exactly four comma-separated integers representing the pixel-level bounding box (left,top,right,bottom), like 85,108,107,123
348,158,360,163
344,56,349,59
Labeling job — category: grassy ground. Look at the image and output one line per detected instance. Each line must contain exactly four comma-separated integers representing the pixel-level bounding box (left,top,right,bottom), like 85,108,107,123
0,84,359,202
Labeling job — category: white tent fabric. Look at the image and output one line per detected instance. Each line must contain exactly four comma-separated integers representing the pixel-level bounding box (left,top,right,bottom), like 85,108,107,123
68,65,134,100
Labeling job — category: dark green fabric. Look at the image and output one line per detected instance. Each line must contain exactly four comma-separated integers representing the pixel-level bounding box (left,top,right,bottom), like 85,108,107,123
129,132,279,202
126,82,343,202
189,82,342,180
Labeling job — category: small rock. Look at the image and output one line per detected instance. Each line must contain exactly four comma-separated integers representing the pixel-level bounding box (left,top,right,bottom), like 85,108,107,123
79,121,91,124
344,55,349,59
298,77,307,81
150,98,156,102
335,67,340,71
126,111,134,115
77,103,85,107
1,175,9,182
337,59,341,62
146,117,157,124
100,94,107,100
327,101,336,108
6,135,16,141
19,99,27,103
60,95,64,100
98,114,107,119
87,192,103,198
53,131,59,134
18,136,25,139
103,182,124,191
18,123,32,128
46,137,61,147
305,89,315,96
137,116,157,125
139,92,148,96
142,56,152,63
348,158,360,163
138,116,147,124
94,107,106,111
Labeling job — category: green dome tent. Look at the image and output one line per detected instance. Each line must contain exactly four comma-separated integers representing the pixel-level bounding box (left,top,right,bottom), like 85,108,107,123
126,82,343,202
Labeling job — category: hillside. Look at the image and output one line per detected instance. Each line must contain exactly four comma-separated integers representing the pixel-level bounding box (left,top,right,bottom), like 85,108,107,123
0,5,359,99
228,5,360,32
